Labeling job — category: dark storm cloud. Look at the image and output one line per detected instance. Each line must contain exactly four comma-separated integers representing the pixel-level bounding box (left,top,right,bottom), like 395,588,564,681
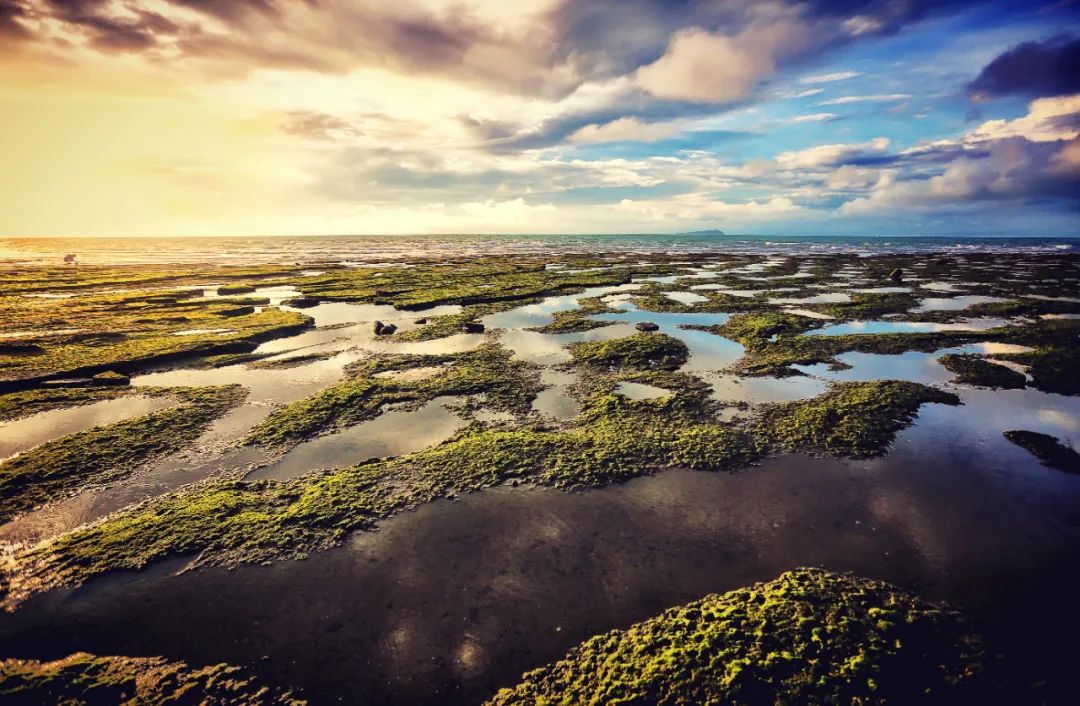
0,0,30,38
968,35,1080,100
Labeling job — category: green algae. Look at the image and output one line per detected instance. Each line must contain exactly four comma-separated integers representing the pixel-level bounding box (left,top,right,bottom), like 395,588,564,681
0,387,133,423
939,354,1026,389
1003,430,1080,473
0,385,245,523
707,312,818,351
244,344,540,448
1,378,954,607
753,381,959,457
485,568,999,706
0,652,306,705
569,333,689,371
997,346,1079,396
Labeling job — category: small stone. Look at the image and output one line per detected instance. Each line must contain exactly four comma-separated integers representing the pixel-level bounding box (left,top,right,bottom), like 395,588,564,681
373,321,397,336
415,317,428,325
461,322,485,334
636,322,660,332
888,268,903,282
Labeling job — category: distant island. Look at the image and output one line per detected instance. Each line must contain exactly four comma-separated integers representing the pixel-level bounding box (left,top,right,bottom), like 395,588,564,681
678,229,725,236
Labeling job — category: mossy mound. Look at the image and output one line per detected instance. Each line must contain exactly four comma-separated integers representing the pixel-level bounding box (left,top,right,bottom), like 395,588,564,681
0,652,305,705
939,354,1026,389
1004,430,1080,473
486,568,999,706
754,381,959,458
570,333,689,371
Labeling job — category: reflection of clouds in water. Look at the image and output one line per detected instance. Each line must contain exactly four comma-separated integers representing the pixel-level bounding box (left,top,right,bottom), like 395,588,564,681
865,486,950,573
1038,409,1079,432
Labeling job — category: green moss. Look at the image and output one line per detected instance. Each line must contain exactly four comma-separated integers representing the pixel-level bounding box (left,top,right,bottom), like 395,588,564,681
1003,430,1080,473
569,333,689,371
939,354,1026,389
708,312,818,351
754,381,959,457
3,376,955,605
244,344,541,448
0,387,132,423
0,385,245,523
998,346,1079,396
216,284,257,295
485,568,997,706
0,652,305,705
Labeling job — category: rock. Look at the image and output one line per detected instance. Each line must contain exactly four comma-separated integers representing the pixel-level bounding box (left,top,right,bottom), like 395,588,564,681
415,318,428,325
888,268,903,282
281,296,320,308
91,371,130,386
373,321,397,336
218,305,255,317
461,322,485,334
636,322,660,332
0,343,44,356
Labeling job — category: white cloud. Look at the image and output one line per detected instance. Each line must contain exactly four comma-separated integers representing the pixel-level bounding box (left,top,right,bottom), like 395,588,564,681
636,17,810,104
616,193,804,222
966,94,1080,144
798,71,860,84
791,112,837,123
780,87,825,99
569,117,682,144
818,94,911,105
776,137,889,169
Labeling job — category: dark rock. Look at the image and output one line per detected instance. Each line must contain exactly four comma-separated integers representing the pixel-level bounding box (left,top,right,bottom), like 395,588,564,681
461,322,485,334
282,296,320,309
636,322,660,332
415,318,428,325
373,321,397,336
0,343,44,356
888,268,903,282
218,305,256,317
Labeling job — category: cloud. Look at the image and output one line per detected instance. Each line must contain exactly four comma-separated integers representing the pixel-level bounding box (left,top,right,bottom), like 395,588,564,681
776,137,890,169
968,35,1080,100
568,117,682,144
841,95,1080,214
791,112,837,123
798,70,859,84
818,94,911,105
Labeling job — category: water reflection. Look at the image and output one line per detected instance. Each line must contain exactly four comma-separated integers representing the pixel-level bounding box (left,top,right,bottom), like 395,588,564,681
0,397,177,461
249,400,469,481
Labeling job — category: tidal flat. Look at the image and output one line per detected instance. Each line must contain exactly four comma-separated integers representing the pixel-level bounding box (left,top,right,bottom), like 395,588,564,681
1,250,1079,705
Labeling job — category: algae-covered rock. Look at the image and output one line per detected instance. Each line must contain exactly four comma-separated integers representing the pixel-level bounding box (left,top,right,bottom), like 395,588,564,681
1004,430,1080,473
939,354,1025,389
486,568,1000,706
0,652,306,705
570,333,688,371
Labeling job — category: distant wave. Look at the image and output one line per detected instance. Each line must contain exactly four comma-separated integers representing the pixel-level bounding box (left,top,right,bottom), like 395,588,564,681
1,234,1075,265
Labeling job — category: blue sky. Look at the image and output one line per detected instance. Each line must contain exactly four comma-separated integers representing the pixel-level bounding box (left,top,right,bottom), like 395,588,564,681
0,0,1078,236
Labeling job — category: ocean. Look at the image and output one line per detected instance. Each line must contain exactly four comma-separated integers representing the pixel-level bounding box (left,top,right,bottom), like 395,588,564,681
1,234,1077,265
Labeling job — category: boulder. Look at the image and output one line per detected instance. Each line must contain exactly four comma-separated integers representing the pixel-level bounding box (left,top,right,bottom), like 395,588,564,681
415,318,428,325
888,268,903,282
461,322,486,334
373,321,397,336
282,296,320,309
636,322,660,332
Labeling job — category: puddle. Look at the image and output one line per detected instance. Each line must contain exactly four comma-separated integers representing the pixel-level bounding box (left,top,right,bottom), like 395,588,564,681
482,284,642,330
769,293,852,305
0,397,177,461
805,318,1010,336
665,291,709,305
706,373,828,404
613,382,671,400
5,442,1078,706
248,400,468,481
912,296,1009,312
850,287,911,294
532,370,579,421
782,308,835,320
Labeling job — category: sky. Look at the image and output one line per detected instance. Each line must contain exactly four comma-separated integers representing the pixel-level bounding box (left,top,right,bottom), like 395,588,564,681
0,0,1078,237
